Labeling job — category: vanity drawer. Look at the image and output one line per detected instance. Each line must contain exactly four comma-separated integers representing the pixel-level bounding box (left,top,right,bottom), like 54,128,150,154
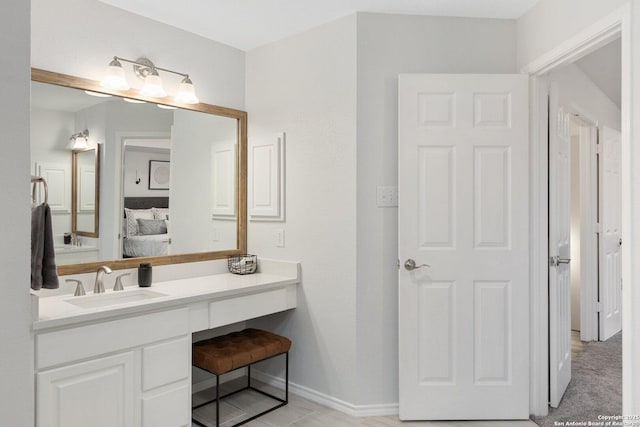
142,384,190,427
142,336,190,391
36,308,189,369
209,285,296,328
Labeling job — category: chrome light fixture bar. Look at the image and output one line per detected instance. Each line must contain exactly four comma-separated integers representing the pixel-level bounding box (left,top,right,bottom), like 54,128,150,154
100,56,199,104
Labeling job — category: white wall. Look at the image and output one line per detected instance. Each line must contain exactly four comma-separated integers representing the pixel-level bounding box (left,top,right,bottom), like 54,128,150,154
32,0,245,110
171,110,239,253
354,13,517,406
31,107,75,241
0,0,33,424
246,15,359,404
516,0,629,69
551,63,621,130
123,149,171,197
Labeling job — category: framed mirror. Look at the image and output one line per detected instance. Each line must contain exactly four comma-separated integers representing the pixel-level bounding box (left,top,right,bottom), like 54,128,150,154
31,68,247,275
72,147,100,237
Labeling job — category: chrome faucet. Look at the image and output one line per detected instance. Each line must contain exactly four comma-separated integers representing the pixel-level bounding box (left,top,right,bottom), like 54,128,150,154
94,266,112,294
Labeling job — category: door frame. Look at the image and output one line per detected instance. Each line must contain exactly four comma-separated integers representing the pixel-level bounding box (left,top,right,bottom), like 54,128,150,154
522,3,633,416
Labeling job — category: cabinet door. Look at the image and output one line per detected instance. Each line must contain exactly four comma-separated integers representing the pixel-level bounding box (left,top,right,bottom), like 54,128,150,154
37,352,135,427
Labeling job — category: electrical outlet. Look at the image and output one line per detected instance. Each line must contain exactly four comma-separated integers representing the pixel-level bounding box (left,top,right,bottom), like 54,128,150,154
377,186,398,207
275,229,285,248
212,228,220,241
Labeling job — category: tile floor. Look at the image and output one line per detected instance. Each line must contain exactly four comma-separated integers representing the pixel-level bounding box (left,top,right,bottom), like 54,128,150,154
192,378,538,427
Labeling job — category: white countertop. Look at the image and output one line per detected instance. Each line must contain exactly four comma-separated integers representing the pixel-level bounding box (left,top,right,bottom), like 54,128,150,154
34,260,300,331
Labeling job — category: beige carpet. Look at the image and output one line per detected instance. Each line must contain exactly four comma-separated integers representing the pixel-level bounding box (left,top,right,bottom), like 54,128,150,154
533,332,622,427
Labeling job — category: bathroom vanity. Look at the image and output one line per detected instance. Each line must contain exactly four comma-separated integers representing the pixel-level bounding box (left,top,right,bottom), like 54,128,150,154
32,259,299,427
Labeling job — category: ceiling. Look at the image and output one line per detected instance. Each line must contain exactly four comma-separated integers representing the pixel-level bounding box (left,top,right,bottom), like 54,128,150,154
98,0,540,51
574,39,621,109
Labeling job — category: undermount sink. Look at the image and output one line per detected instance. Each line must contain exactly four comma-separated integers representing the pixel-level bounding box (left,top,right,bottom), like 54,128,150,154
65,289,168,309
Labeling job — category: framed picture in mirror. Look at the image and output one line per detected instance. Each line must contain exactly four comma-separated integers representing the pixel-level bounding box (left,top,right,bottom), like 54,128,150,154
149,160,170,190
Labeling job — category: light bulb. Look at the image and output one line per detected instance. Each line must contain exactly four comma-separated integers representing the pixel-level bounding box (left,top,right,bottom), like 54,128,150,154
100,58,130,91
140,70,167,98
175,77,199,104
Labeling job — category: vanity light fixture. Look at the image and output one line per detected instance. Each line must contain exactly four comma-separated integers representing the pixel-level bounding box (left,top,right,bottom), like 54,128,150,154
100,56,199,104
69,130,89,151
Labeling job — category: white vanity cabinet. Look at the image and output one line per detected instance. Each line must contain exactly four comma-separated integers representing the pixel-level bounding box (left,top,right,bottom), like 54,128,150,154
35,308,191,427
33,261,302,427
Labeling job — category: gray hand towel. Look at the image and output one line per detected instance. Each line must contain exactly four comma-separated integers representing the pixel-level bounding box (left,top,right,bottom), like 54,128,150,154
31,203,59,290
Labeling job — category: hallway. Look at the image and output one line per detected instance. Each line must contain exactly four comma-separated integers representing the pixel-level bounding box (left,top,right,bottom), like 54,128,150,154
533,332,622,426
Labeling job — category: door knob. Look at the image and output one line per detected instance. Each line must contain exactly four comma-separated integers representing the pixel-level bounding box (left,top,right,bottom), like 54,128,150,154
404,259,430,271
549,256,571,266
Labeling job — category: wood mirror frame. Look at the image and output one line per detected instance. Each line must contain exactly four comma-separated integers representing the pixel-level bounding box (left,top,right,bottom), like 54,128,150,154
32,68,248,275
72,147,100,238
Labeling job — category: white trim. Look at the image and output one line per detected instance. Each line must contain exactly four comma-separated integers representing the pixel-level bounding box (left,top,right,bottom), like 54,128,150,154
620,1,636,414
249,132,286,222
524,1,633,416
578,122,599,342
520,6,626,75
251,370,399,418
528,73,549,417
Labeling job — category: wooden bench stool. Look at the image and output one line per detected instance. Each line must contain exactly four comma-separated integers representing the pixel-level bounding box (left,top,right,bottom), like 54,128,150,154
191,328,291,427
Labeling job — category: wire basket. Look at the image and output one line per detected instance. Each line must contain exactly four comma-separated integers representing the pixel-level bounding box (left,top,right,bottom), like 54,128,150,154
227,254,258,275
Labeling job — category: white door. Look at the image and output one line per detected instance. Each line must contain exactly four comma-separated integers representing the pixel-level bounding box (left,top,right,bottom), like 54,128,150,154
548,84,571,408
598,126,622,341
398,74,529,420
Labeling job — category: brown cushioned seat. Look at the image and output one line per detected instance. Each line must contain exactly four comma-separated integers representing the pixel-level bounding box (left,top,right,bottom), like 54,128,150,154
193,328,292,376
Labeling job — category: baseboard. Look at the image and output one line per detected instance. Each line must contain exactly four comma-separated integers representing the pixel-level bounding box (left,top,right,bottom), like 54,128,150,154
251,370,399,417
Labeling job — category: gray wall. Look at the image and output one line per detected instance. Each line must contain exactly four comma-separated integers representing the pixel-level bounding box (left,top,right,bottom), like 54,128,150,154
354,13,517,405
246,12,517,409
246,14,360,404
516,0,628,68
0,0,33,424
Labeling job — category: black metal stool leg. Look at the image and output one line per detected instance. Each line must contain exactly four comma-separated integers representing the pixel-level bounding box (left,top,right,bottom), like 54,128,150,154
192,351,290,427
216,374,220,427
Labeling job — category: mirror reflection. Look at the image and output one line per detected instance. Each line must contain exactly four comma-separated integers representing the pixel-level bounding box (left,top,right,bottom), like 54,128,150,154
72,147,99,237
30,79,241,270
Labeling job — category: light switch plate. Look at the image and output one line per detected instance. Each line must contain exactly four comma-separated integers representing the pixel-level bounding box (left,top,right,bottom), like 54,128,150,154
275,229,285,248
377,186,398,207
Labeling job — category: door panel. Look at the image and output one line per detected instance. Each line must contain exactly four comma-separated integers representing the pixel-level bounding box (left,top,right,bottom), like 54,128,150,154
599,126,622,341
398,74,529,420
548,84,572,408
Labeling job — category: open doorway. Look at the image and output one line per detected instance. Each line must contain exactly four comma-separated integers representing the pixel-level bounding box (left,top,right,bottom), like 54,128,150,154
540,38,622,425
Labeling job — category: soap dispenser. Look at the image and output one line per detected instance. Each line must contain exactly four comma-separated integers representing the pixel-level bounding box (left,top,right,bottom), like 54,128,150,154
138,263,152,287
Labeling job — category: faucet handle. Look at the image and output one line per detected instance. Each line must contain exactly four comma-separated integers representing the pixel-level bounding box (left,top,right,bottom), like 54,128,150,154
113,273,131,291
66,279,85,296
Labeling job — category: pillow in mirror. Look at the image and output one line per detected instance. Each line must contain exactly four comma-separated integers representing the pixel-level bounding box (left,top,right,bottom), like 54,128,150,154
152,207,170,221
124,208,155,236
136,218,168,235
